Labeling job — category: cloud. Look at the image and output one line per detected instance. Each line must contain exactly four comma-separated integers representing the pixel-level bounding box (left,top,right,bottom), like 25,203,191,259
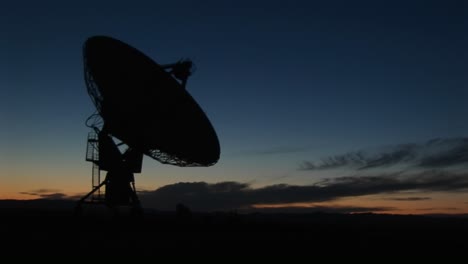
300,151,367,170
38,193,69,199
300,137,468,171
19,189,74,200
382,197,432,201
140,170,468,211
416,207,460,211
140,182,250,211
419,138,468,168
359,145,417,170
20,188,62,195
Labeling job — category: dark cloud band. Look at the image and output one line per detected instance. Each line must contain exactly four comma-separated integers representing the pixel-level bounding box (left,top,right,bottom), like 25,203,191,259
139,170,468,211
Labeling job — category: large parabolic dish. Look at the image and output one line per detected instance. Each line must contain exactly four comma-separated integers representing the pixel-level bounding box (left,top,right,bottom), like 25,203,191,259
83,36,220,167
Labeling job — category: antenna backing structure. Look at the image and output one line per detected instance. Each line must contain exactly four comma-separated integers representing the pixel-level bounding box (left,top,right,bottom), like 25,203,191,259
76,36,220,213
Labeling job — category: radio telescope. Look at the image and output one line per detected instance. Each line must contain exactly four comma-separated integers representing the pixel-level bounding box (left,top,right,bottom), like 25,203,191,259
76,36,220,213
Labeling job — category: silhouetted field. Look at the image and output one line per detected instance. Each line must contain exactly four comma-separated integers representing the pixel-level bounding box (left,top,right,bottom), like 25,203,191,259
1,203,467,257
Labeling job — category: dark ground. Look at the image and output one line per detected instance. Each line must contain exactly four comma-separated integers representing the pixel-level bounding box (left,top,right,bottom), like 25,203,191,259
1,204,467,257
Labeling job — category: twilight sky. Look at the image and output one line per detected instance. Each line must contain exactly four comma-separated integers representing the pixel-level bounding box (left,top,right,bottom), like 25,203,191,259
1,0,467,214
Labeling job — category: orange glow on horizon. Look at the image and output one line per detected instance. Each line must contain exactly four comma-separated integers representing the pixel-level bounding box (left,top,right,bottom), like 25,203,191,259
252,193,468,215
252,203,468,215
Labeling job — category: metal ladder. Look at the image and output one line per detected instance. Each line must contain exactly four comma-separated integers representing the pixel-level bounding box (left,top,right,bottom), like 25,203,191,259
85,131,103,201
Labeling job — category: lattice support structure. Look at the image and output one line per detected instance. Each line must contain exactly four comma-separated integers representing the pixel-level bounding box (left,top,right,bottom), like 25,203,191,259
85,131,104,202
76,129,142,215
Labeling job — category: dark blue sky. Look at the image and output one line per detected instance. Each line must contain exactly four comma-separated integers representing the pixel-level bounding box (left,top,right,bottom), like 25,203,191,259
1,0,467,206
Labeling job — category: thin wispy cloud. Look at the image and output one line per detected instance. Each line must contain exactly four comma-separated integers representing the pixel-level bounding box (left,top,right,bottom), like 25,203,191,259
19,189,80,200
416,207,460,211
37,193,69,199
419,138,468,168
300,138,468,171
383,197,432,201
20,188,62,195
